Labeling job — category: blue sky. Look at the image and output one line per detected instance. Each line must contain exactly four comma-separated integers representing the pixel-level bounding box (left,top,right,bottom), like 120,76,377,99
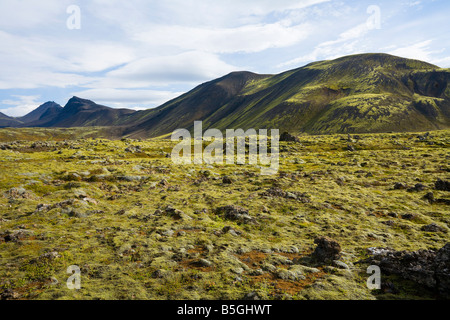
0,0,449,117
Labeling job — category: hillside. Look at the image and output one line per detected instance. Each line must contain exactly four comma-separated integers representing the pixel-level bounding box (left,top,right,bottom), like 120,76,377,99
17,102,63,125
0,112,22,128
2,53,449,136
122,53,450,137
32,97,136,128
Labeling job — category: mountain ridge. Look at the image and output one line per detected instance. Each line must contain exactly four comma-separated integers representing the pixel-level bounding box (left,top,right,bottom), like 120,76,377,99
121,53,450,137
0,112,23,127
1,53,449,136
17,101,63,125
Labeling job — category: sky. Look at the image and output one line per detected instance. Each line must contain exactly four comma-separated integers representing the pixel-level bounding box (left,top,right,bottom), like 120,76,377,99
0,0,449,117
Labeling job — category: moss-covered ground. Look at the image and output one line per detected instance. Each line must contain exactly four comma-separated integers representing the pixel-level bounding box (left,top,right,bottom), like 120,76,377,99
0,128,448,300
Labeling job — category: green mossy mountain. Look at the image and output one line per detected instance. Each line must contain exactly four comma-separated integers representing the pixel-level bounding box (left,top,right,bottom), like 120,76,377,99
122,53,450,137
3,53,450,136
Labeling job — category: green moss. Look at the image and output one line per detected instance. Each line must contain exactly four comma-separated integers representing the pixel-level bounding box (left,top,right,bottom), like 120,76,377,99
0,128,449,300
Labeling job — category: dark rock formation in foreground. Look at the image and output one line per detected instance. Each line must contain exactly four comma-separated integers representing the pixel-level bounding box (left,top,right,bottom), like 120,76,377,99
362,243,450,298
311,236,342,263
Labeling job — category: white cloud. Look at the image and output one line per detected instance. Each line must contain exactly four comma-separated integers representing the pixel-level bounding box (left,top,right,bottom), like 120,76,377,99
70,88,184,108
0,31,135,74
1,95,43,117
91,51,239,89
89,0,330,28
1,0,449,115
133,22,312,54
388,40,443,63
278,23,371,68
432,56,450,68
0,0,70,29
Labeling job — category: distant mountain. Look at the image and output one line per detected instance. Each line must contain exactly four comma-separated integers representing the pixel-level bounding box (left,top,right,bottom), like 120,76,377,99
30,97,136,128
18,101,63,125
121,71,270,137
3,53,449,136
0,112,22,128
121,53,450,138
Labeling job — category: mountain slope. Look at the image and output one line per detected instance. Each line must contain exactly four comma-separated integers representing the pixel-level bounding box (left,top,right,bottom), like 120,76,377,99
18,102,63,124
122,53,450,137
33,97,136,128
121,71,271,137
0,112,23,128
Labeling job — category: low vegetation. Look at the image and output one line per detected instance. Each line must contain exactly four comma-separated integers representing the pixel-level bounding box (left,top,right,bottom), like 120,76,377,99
0,128,448,300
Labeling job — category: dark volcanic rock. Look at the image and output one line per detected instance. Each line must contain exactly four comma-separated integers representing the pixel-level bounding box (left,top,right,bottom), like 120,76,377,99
347,144,356,152
435,179,450,192
215,205,257,225
0,229,35,242
394,182,408,190
363,243,450,298
3,187,34,199
421,223,448,233
423,192,435,203
311,236,341,264
407,183,426,192
164,206,192,220
435,244,450,297
222,176,234,184
280,132,299,142
260,187,311,203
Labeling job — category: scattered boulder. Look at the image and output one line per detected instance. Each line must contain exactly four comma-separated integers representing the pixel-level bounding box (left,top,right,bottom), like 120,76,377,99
117,175,143,182
261,187,287,198
394,182,408,190
407,183,426,192
311,236,341,264
231,267,244,275
3,187,34,200
215,205,257,225
30,251,61,263
222,226,242,236
222,176,234,184
243,292,261,300
417,132,430,141
280,132,300,143
193,259,213,268
423,192,435,203
159,179,169,187
401,213,416,220
151,269,169,279
63,207,88,218
333,260,350,270
421,223,448,233
164,206,192,221
435,179,450,192
260,187,310,203
0,229,35,242
161,229,175,237
275,269,304,281
125,145,142,153
0,288,20,300
387,212,398,218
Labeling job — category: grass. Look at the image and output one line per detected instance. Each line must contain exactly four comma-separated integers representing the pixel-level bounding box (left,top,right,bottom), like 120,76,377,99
0,128,449,300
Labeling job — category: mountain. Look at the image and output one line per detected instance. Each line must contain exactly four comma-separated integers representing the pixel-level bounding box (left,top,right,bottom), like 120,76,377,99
3,53,449,136
18,101,63,125
121,71,271,137
121,53,450,138
30,97,136,128
0,112,23,128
